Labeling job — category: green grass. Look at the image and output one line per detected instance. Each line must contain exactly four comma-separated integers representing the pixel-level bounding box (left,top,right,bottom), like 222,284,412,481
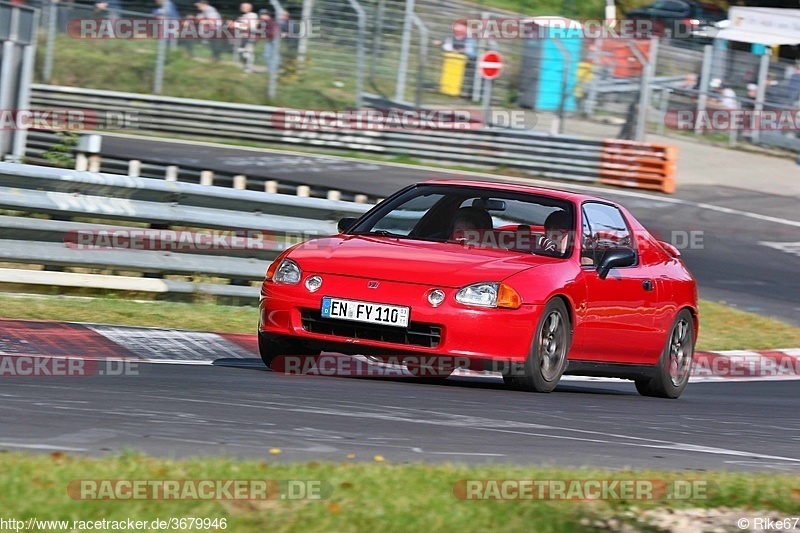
697,300,800,351
0,294,257,334
0,294,798,351
1,452,798,532
37,35,356,110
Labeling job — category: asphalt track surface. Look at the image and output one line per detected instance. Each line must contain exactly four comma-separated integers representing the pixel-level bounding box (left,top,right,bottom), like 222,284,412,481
100,134,800,325
2,363,800,471
2,134,798,469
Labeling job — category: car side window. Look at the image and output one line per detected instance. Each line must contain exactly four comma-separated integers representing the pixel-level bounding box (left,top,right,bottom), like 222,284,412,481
581,202,635,267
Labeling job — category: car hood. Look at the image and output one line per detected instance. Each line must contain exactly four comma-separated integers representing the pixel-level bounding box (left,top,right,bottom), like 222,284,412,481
286,235,561,288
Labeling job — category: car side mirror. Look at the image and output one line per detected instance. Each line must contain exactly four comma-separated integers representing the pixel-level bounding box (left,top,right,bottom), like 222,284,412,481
338,217,358,233
596,248,636,280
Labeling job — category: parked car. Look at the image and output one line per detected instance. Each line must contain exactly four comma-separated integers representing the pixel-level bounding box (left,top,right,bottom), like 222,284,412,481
626,0,726,40
259,181,699,398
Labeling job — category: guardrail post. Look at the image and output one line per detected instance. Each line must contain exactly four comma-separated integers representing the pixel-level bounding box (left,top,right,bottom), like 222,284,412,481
233,175,247,189
297,0,313,66
297,185,311,197
411,14,427,109
326,190,341,201
265,180,278,193
472,12,488,102
153,32,167,94
628,38,658,142
74,153,88,171
395,0,415,102
75,134,101,172
695,44,713,136
346,0,367,108
88,155,101,172
200,170,214,186
43,0,57,83
369,0,385,88
165,165,179,181
657,88,671,136
268,0,284,99
752,51,770,145
551,37,572,135
354,194,368,204
584,37,602,117
128,160,141,177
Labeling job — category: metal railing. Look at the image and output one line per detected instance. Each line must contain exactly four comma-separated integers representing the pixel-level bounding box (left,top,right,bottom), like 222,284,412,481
29,84,613,184
0,162,371,301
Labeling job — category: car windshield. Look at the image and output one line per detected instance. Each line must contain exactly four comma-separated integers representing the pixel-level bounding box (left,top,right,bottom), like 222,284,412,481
348,185,576,258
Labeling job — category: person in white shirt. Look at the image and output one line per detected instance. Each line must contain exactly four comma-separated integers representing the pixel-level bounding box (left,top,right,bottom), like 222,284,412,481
235,3,259,72
710,78,738,109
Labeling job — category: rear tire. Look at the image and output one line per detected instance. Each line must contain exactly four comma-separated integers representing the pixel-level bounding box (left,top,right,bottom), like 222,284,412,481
635,309,694,399
505,298,571,393
258,332,318,369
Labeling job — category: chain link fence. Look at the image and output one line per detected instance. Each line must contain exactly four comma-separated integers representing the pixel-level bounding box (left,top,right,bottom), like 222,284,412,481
21,0,800,151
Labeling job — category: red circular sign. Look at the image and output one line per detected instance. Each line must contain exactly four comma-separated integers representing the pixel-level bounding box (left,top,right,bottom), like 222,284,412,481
479,51,504,80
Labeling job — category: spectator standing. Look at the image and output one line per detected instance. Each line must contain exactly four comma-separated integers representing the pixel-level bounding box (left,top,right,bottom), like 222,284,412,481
94,0,121,19
743,82,758,111
234,3,259,73
153,0,179,18
434,21,477,98
259,9,280,73
153,0,180,49
180,14,196,58
278,11,297,62
709,78,738,109
278,11,291,39
194,0,223,62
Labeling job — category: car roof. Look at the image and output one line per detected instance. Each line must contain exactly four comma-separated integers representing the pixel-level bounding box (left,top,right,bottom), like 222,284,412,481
419,179,613,206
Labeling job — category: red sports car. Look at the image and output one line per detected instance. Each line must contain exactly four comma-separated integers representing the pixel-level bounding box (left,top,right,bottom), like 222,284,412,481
258,180,698,398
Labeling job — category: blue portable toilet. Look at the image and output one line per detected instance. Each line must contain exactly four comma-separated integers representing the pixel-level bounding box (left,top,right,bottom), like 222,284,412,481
518,17,583,112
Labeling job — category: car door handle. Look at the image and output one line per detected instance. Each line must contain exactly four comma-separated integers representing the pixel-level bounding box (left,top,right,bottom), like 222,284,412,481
642,279,654,292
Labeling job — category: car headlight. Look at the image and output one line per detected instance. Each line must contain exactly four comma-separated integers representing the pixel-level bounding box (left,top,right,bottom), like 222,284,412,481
272,258,302,285
455,282,521,309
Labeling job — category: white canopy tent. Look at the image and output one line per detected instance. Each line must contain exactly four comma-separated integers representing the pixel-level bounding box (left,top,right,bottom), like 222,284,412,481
701,6,800,143
714,7,800,46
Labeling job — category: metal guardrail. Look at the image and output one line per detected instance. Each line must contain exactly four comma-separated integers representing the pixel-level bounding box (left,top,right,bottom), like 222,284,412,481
23,132,378,203
29,85,609,183
593,75,687,95
0,162,371,300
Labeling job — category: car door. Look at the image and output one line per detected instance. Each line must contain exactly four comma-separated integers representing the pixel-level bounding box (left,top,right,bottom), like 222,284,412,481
576,202,662,364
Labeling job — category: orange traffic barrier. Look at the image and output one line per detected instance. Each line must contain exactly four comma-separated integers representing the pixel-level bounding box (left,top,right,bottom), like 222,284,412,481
599,140,677,194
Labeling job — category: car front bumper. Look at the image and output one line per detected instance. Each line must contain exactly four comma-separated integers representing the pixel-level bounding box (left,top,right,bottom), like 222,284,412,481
259,273,542,362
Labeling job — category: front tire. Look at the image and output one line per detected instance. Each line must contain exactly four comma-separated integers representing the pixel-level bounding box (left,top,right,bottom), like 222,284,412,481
635,309,694,399
505,298,571,393
258,332,318,369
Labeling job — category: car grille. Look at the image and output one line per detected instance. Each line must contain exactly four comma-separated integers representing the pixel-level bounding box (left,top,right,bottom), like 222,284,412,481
300,311,442,348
